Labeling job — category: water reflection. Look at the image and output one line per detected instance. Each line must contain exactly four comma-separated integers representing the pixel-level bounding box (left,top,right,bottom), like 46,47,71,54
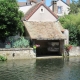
0,59,36,80
0,57,80,80
35,58,64,80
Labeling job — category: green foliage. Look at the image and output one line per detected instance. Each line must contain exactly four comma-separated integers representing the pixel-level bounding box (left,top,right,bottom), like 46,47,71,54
69,0,78,14
65,44,72,49
77,0,80,7
0,0,24,40
59,13,80,46
67,24,78,45
69,0,80,14
59,0,80,46
13,37,29,48
33,45,36,49
0,55,7,61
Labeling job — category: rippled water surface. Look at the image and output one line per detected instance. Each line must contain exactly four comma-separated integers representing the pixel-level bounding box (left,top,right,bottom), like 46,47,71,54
0,57,80,80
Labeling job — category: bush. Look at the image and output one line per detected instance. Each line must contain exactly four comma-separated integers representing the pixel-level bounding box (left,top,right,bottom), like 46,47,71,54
13,37,29,48
64,44,72,51
0,55,7,61
59,13,80,46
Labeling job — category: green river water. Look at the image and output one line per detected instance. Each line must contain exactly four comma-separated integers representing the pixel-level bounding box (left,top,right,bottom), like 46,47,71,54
0,57,80,80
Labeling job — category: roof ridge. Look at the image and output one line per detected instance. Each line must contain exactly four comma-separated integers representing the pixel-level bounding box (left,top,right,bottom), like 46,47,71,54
23,2,58,20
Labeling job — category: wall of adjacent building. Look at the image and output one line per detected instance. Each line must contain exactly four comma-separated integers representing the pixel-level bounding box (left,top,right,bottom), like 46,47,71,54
57,0,70,16
64,29,69,45
49,0,70,16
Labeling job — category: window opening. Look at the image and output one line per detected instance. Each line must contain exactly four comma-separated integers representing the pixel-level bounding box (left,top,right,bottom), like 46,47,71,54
58,6,62,14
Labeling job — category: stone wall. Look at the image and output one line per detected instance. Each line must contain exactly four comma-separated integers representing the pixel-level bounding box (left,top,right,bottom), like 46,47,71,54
0,48,36,60
69,46,80,56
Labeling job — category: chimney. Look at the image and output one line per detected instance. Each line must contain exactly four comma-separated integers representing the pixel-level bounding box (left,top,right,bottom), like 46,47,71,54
66,0,70,5
41,0,45,3
51,0,57,14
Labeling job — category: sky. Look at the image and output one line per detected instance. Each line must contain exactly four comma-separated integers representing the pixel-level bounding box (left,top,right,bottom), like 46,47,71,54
18,0,53,6
18,0,67,6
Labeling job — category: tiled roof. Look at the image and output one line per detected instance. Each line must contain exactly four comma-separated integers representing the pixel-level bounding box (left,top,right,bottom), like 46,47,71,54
18,2,27,7
54,21,64,32
18,0,37,7
23,2,58,20
23,21,66,40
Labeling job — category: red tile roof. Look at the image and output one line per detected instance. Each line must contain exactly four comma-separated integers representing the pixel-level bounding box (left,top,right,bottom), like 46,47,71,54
23,2,58,20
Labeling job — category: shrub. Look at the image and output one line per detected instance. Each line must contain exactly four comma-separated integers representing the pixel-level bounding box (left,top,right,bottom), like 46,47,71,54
0,55,7,61
13,37,29,48
64,44,72,51
59,13,80,46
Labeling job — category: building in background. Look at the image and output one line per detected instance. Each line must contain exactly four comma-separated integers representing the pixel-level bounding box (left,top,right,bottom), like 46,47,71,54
18,0,45,14
49,0,70,17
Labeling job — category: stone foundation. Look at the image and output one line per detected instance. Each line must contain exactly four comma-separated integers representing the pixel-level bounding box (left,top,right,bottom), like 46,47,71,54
0,48,36,60
1,47,80,60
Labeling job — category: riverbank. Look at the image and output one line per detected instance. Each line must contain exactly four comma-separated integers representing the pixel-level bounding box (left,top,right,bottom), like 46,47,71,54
0,48,36,60
0,46,80,60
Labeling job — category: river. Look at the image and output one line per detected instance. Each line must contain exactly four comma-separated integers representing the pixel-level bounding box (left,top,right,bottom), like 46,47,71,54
0,57,80,80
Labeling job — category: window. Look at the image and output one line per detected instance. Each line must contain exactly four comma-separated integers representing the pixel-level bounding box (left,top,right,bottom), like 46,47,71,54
58,6,62,14
40,8,44,13
41,9,43,12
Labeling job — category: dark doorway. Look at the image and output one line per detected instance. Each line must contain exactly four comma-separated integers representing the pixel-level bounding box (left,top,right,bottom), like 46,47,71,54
35,40,61,57
36,47,61,57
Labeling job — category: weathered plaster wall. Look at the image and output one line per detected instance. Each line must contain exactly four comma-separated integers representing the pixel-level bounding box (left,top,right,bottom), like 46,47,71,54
69,46,80,56
64,29,69,45
0,48,36,60
28,6,57,22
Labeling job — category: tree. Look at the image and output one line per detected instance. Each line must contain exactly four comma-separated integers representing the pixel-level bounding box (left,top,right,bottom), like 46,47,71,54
69,0,79,14
69,0,80,14
0,0,24,41
59,0,80,46
77,0,80,7
59,14,80,46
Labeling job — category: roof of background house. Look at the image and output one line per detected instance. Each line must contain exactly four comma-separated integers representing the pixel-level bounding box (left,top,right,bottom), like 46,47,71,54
23,21,66,40
23,2,58,20
61,0,69,6
18,0,38,7
18,2,27,7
